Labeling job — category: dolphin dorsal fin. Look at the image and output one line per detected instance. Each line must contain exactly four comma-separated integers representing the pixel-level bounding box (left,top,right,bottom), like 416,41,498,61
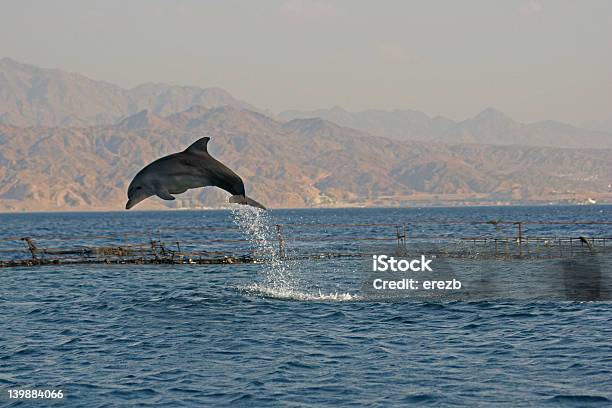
185,137,210,155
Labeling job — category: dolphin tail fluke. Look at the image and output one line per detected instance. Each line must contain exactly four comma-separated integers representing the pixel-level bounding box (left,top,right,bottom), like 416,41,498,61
230,195,267,210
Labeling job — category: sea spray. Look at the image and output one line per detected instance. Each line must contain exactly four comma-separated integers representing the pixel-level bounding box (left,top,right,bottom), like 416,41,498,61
230,206,299,291
230,206,358,301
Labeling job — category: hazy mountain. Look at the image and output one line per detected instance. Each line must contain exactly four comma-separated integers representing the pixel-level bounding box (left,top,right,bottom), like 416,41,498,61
440,108,612,148
1,106,610,211
0,57,255,126
280,106,612,149
581,118,612,134
3,57,609,149
125,82,258,117
440,108,519,145
279,106,455,141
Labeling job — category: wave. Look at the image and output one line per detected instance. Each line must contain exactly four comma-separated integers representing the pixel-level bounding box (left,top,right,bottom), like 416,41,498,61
549,395,610,403
238,283,359,302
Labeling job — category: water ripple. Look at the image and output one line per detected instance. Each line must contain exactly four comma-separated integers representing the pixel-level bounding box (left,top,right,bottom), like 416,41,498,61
0,207,611,406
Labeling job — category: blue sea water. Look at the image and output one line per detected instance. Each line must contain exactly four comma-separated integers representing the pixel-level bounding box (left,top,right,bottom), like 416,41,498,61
0,206,611,407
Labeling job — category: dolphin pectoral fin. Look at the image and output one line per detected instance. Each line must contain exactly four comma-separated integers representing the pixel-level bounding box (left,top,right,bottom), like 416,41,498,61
229,195,267,210
156,191,176,201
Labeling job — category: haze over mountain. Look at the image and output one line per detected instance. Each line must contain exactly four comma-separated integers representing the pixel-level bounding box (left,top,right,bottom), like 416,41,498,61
0,57,255,127
581,118,612,134
280,106,612,149
1,57,610,149
279,106,457,142
1,105,610,212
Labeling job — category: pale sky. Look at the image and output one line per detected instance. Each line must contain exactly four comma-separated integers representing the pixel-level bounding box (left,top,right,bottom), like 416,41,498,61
1,0,611,123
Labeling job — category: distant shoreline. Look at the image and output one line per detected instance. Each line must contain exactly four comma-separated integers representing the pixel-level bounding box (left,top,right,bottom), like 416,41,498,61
1,202,609,215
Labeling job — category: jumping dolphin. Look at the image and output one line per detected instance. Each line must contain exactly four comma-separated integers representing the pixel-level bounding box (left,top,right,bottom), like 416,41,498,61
125,137,266,210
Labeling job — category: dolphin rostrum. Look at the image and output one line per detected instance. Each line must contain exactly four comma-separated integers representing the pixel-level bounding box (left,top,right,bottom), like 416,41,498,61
125,137,266,210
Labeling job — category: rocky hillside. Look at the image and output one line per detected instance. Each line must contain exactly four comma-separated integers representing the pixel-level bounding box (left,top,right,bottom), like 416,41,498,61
1,106,610,211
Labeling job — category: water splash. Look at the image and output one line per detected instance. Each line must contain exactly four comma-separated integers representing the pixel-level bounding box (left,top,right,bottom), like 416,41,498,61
230,205,360,301
230,206,299,291
239,284,359,302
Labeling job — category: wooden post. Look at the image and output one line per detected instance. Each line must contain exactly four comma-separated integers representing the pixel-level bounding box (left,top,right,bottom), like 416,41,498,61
396,225,401,251
21,237,38,260
150,240,159,261
395,224,406,253
276,225,285,259
516,222,523,257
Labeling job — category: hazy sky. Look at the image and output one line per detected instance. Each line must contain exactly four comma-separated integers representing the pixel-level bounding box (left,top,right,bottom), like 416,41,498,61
1,0,611,123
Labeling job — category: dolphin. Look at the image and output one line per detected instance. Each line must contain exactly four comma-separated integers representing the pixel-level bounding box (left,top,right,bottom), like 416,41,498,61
125,137,266,210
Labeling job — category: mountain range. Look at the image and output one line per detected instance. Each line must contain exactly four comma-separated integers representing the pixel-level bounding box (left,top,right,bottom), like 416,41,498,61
2,57,611,149
280,106,612,149
0,57,255,127
1,105,610,211
0,58,611,211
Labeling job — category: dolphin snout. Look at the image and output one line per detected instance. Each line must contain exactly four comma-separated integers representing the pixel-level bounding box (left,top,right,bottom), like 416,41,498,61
125,197,141,210
125,192,149,210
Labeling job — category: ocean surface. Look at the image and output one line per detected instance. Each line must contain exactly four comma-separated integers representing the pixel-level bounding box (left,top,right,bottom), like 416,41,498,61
0,206,611,407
